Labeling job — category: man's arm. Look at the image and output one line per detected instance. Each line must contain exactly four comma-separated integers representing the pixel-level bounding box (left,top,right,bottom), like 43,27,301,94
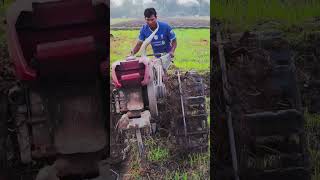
130,40,143,56
167,24,177,57
169,39,177,57
130,26,145,56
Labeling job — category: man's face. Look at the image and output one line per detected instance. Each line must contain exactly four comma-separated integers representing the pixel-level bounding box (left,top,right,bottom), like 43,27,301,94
145,15,157,28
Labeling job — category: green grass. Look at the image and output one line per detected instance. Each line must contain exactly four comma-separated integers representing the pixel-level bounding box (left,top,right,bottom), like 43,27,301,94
110,29,210,72
111,17,210,25
163,152,210,180
0,0,14,41
304,111,320,180
165,171,188,180
145,138,170,163
126,137,209,179
310,149,320,180
148,147,169,162
211,0,320,30
125,139,144,180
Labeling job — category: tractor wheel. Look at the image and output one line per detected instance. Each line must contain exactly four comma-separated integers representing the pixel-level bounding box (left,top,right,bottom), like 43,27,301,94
167,71,208,150
147,67,158,117
212,29,311,180
0,94,8,178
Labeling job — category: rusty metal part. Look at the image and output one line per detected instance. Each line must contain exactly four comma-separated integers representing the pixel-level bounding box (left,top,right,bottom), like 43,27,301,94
113,90,121,113
117,110,151,130
29,91,53,158
150,58,168,100
109,169,119,180
7,86,32,163
216,28,240,180
172,70,208,150
9,86,32,163
177,70,187,138
112,88,138,114
126,88,144,111
155,63,166,99
55,96,106,154
213,28,311,180
118,90,128,112
127,111,151,129
15,105,32,163
127,110,142,118
135,128,145,158
244,109,304,136
116,114,130,130
53,84,106,154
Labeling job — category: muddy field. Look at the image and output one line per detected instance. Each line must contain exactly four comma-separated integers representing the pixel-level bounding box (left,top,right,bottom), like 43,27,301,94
212,18,320,179
109,69,210,179
212,18,320,113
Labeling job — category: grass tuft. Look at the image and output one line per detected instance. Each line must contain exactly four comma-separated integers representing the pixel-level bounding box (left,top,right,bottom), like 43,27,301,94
304,111,320,180
147,146,169,163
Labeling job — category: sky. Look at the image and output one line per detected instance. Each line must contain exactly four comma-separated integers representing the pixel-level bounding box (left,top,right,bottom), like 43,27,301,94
110,0,210,18
111,0,210,8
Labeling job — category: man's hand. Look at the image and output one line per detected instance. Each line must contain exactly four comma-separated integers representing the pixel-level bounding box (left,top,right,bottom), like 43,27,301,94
169,51,175,58
129,41,143,57
127,50,134,57
169,39,177,58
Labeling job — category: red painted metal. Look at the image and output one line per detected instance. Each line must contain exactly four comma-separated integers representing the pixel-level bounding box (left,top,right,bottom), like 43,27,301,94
6,0,107,80
112,57,152,88
121,73,140,81
35,36,98,78
140,58,151,86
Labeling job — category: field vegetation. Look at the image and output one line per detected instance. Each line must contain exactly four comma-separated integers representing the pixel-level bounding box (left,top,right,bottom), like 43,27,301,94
111,29,210,72
212,0,320,30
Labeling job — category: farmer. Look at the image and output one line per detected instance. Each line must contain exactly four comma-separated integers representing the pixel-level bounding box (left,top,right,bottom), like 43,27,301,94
130,8,177,58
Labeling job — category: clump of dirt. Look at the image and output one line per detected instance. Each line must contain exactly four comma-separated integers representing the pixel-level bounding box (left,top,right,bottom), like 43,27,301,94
213,31,297,114
213,18,320,114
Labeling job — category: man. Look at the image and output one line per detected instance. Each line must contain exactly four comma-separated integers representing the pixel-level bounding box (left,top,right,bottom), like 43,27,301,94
130,8,177,58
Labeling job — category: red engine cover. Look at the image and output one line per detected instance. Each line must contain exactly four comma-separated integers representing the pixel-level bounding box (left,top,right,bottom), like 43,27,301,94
111,58,151,88
35,36,98,78
6,0,107,80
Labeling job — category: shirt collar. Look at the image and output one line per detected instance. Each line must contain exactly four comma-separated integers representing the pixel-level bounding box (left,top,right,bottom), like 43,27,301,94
148,21,159,32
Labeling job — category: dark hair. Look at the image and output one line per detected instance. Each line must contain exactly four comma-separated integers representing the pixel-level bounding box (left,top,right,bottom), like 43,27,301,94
144,8,157,18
